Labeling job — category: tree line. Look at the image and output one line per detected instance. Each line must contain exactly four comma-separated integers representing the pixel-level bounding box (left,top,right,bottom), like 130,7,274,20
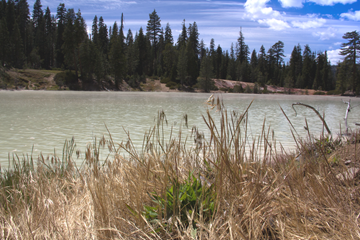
0,0,359,93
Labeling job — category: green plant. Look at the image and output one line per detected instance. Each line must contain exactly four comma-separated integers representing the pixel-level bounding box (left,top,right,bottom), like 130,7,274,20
314,91,326,95
160,77,170,84
143,172,216,229
165,81,178,89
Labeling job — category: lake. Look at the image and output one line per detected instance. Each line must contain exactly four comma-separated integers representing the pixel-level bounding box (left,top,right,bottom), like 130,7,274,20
0,91,359,168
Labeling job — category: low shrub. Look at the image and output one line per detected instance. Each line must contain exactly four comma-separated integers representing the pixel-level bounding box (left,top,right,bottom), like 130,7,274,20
166,81,178,89
54,71,78,88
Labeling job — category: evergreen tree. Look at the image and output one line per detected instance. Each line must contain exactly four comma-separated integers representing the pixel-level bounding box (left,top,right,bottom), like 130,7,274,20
135,27,147,76
162,42,177,80
98,16,108,55
56,3,66,67
0,18,10,66
312,52,326,90
177,19,186,49
336,61,350,94
301,45,314,89
91,15,98,45
249,49,258,83
74,10,86,76
43,6,54,68
119,13,125,45
110,21,118,44
199,39,206,61
215,45,222,79
272,41,285,66
237,28,248,64
226,43,236,80
220,50,228,79
198,49,214,92
236,29,249,81
6,0,15,35
340,31,360,93
32,0,42,29
177,45,187,89
109,14,126,89
146,9,161,50
289,44,302,88
15,0,29,54
5,0,15,38
125,29,138,76
185,22,200,84
186,38,198,86
164,22,173,45
10,20,24,68
257,45,267,85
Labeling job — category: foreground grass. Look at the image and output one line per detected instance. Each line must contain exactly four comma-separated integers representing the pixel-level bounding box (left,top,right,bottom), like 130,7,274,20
1,99,360,239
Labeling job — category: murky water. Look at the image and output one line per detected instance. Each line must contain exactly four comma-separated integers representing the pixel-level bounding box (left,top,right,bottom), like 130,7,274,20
0,91,359,168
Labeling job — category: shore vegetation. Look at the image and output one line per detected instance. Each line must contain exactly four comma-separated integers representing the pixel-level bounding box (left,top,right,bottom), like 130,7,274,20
1,98,360,239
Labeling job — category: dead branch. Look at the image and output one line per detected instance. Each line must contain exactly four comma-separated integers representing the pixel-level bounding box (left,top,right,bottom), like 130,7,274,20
292,102,331,135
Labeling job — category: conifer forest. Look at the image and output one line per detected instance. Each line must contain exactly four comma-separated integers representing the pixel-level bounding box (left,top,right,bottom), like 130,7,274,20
0,0,359,93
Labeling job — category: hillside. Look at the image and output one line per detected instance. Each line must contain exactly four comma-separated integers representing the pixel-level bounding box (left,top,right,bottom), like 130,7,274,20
0,68,330,95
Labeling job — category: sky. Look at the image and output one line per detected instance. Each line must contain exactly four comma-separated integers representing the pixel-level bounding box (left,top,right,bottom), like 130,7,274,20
29,0,360,64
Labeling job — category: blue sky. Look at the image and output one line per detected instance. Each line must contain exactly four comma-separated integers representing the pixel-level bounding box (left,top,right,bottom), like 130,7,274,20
31,0,359,64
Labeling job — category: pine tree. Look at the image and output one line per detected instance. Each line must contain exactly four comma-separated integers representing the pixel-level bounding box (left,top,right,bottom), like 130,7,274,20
336,61,350,94
177,19,186,49
6,0,15,35
163,42,177,80
146,9,161,51
177,45,187,90
98,16,108,55
198,49,214,92
56,3,66,67
313,52,326,90
186,39,198,86
43,6,54,68
62,9,76,73
0,18,10,66
301,45,313,89
164,22,173,45
289,44,302,88
32,0,42,29
109,14,126,89
11,20,24,68
14,0,29,65
272,41,285,66
125,29,139,76
91,15,98,45
340,31,360,93
257,45,267,85
135,27,147,76
237,28,248,64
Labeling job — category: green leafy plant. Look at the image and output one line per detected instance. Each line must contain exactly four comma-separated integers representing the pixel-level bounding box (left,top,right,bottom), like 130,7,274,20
144,172,216,229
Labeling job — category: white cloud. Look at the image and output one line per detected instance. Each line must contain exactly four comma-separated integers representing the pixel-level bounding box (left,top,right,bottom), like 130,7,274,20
244,0,291,31
340,10,360,21
278,0,305,8
308,0,356,5
291,18,326,29
258,18,291,30
327,49,343,64
313,27,337,40
244,0,280,19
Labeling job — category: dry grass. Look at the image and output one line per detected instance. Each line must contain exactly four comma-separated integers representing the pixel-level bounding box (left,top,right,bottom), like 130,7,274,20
1,98,360,239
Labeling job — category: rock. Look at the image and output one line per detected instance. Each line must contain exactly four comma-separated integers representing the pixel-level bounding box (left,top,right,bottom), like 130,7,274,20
336,167,360,181
345,160,352,165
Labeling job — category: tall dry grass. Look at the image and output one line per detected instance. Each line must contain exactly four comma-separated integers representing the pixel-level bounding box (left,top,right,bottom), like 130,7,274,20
1,97,360,239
